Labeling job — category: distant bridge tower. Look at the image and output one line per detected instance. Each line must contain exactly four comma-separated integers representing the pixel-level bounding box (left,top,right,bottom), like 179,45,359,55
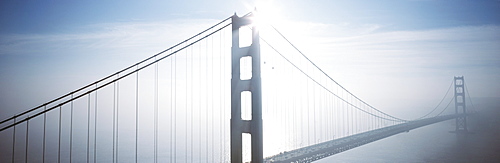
454,76,467,132
230,13,263,163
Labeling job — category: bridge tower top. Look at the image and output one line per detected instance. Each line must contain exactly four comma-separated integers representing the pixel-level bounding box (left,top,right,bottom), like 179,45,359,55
454,76,468,132
230,12,264,163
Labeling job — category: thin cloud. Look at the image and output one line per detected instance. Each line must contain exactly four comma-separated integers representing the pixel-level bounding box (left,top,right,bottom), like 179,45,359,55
0,19,224,56
262,21,500,105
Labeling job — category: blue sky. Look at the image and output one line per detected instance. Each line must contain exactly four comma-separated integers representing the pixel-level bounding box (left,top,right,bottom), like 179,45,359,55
1,0,499,118
1,0,498,34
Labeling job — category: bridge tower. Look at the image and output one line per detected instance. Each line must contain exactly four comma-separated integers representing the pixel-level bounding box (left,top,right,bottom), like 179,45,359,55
454,76,467,132
230,13,263,163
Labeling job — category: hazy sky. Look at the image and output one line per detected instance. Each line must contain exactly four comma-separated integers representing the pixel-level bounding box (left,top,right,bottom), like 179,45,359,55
1,0,499,119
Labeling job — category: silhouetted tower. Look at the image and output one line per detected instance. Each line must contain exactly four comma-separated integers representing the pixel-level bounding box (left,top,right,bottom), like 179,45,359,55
454,76,467,132
230,12,263,163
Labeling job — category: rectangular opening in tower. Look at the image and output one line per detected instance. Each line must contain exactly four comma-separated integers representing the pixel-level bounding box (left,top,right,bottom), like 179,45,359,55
240,56,252,80
242,133,252,163
241,91,252,120
239,27,252,48
456,96,464,103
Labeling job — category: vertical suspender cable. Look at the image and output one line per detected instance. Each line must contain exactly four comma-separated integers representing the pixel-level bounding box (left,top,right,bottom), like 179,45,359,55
341,90,344,137
211,33,215,163
173,51,177,162
70,94,73,163
325,80,328,140
365,105,367,131
330,84,332,139
313,78,316,144
331,84,334,139
135,66,139,163
368,105,371,130
464,82,476,112
318,78,321,141
333,87,336,139
379,112,381,128
286,60,290,146
219,29,223,162
289,68,293,144
205,35,209,161
346,94,349,135
12,118,16,163
338,87,341,137
58,106,62,163
298,76,307,147
116,74,120,163
375,112,377,129
319,79,322,142
330,82,333,139
170,52,173,163
377,112,380,129
185,42,189,162
362,104,364,132
370,106,373,130
340,90,343,137
358,101,360,133
359,103,370,132
154,56,158,163
25,119,29,163
354,99,356,134
191,44,194,163
94,84,98,163
355,102,358,134
328,85,331,139
343,91,346,137
87,94,90,163
221,25,228,157
323,79,326,141
307,73,310,145
322,80,331,141
43,106,46,163
349,95,351,135
113,77,116,163
290,65,294,147
223,28,227,162
199,40,202,162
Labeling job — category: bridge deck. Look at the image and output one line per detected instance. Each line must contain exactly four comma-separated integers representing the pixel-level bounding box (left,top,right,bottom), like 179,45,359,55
264,114,466,163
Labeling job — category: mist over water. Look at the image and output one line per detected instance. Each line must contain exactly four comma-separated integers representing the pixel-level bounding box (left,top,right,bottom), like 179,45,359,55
317,97,500,162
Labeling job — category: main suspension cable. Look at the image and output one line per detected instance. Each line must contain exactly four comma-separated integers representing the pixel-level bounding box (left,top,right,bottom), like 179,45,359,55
435,95,455,117
0,15,234,127
464,81,477,112
268,25,407,122
259,36,403,122
414,80,454,120
0,21,232,132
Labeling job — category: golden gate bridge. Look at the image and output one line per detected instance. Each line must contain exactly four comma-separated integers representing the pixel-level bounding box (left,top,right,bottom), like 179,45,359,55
0,11,475,163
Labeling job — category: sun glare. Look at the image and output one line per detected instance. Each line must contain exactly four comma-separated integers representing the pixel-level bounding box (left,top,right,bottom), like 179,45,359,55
245,0,282,28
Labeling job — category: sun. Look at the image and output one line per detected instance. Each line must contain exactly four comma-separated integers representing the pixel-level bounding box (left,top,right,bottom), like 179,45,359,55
245,0,282,28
